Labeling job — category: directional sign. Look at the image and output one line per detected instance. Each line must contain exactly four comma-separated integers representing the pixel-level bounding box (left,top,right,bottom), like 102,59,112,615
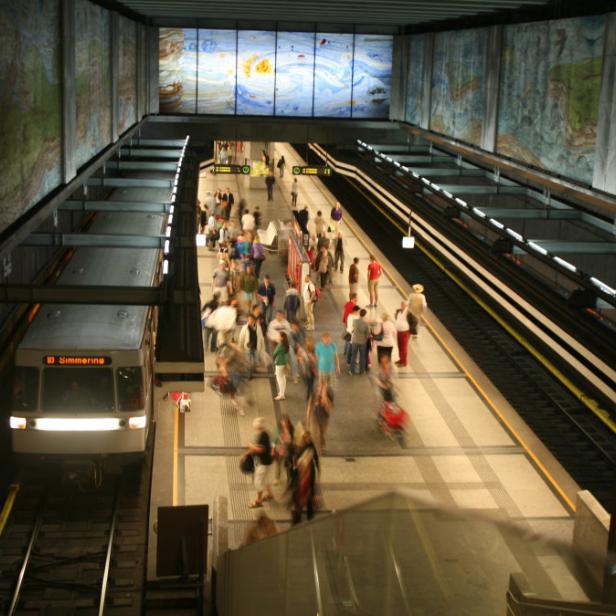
213,164,251,175
291,165,332,177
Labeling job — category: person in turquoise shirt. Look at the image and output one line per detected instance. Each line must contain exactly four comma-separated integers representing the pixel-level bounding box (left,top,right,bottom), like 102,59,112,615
315,331,340,385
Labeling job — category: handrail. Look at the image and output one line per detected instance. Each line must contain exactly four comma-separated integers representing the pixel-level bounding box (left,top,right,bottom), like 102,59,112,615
310,527,324,616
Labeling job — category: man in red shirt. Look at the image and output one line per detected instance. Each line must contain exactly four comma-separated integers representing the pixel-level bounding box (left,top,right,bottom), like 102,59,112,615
342,292,358,327
367,255,382,307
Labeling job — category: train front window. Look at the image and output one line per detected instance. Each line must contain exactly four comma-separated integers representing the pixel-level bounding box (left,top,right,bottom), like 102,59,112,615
42,368,115,412
117,367,144,411
12,367,39,411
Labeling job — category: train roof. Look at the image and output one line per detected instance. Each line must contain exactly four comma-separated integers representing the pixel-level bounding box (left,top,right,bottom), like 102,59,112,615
19,206,166,353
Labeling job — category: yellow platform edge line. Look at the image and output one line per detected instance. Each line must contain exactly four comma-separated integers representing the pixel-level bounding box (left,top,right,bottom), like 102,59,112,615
341,177,577,512
0,484,20,538
173,406,179,507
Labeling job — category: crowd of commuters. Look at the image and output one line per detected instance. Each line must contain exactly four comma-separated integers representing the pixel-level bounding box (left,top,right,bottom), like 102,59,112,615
199,162,428,529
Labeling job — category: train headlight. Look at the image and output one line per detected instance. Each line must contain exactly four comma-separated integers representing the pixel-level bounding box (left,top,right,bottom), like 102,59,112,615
10,416,27,430
128,416,147,430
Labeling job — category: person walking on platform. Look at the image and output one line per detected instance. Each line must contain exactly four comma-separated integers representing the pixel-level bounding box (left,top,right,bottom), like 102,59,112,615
239,264,259,313
330,201,343,233
273,332,290,401
315,331,340,385
273,414,295,487
291,179,299,207
226,187,235,215
373,313,397,362
251,238,265,278
349,257,359,297
257,274,276,324
303,274,317,331
277,155,286,178
394,301,412,367
333,232,344,273
241,208,255,233
248,417,274,508
291,429,320,524
408,283,427,338
267,310,292,346
316,246,331,290
350,309,369,374
212,261,231,303
367,254,383,308
238,314,265,379
289,320,306,383
201,292,220,353
253,206,262,229
265,172,275,201
311,380,334,451
314,211,326,238
283,282,301,323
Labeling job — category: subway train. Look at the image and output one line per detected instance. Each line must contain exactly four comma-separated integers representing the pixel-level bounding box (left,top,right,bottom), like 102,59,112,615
9,196,168,469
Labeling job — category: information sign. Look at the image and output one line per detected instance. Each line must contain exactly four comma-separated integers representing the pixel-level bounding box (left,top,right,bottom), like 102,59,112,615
213,164,251,175
291,165,332,177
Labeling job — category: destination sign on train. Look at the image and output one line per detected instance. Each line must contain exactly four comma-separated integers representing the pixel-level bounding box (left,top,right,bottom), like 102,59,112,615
213,164,251,175
292,165,332,177
43,355,112,366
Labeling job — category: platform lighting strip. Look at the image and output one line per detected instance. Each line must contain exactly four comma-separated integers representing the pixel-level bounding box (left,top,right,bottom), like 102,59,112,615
355,140,616,300
163,135,190,275
9,416,147,431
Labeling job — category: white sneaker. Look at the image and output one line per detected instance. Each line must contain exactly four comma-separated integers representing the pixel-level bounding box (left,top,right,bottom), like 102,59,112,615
274,395,286,401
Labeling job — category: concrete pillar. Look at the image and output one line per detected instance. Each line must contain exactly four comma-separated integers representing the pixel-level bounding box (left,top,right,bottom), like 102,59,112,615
149,26,160,114
110,12,119,142
61,0,76,182
390,34,409,122
421,33,434,131
593,13,616,195
480,25,502,153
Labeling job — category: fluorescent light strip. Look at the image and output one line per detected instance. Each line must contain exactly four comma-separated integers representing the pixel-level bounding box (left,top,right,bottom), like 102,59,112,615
455,198,468,208
164,240,170,255
165,226,172,237
35,417,121,431
590,277,616,296
506,228,524,242
168,214,173,225
528,241,548,255
553,256,577,272
169,205,175,215
163,259,169,275
489,218,504,229
473,207,487,218
443,190,453,199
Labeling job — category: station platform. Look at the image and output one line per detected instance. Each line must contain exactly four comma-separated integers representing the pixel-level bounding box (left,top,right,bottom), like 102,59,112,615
147,143,594,606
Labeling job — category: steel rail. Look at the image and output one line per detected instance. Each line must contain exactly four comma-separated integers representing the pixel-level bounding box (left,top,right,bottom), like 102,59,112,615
98,479,121,616
8,495,45,616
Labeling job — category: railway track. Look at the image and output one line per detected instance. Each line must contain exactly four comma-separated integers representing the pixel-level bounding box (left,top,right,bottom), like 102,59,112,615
0,460,151,615
305,148,616,513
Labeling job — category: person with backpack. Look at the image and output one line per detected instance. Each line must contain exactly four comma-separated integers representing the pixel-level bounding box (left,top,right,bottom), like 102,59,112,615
247,417,274,508
283,282,301,323
302,274,317,331
277,155,286,177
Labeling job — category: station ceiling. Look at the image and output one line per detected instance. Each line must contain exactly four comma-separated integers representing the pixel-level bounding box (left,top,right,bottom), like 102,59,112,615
113,0,553,27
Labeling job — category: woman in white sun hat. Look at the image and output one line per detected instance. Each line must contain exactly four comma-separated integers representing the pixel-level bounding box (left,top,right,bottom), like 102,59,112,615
407,283,427,339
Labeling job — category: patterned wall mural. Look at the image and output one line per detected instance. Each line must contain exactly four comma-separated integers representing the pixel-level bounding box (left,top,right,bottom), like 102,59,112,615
352,34,393,119
430,28,487,145
0,1,62,231
74,0,111,169
496,15,606,184
118,16,137,132
159,29,393,118
405,35,425,126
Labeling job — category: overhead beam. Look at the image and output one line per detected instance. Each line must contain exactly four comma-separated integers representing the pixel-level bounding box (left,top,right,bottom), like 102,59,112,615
518,241,616,255
475,208,581,220
120,147,183,158
0,284,162,305
24,233,167,249
105,160,178,171
61,200,172,213
86,177,173,188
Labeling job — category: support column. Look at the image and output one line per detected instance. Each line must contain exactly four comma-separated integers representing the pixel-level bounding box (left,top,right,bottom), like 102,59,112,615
110,12,119,142
481,25,502,153
61,0,76,183
389,34,409,122
420,33,434,131
149,26,160,114
593,12,616,195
